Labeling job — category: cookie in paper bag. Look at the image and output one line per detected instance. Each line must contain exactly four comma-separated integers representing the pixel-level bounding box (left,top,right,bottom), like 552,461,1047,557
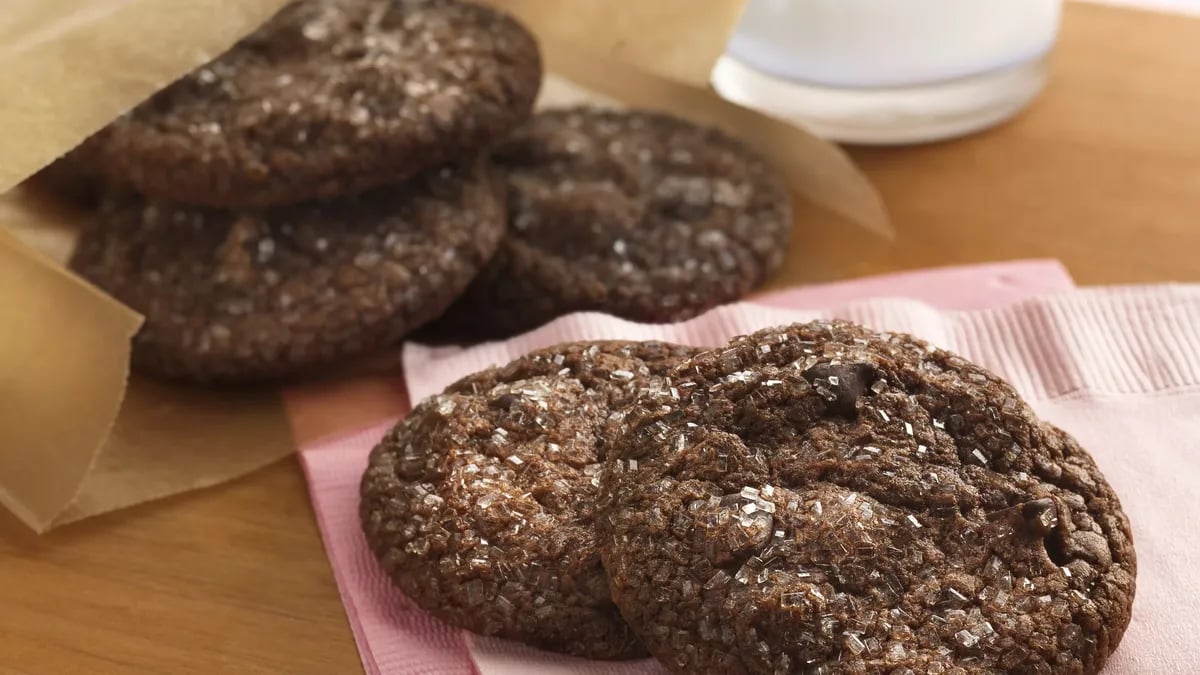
70,159,504,382
90,0,541,207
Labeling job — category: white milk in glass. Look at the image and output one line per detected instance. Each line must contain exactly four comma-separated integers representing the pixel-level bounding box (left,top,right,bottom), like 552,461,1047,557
713,0,1062,144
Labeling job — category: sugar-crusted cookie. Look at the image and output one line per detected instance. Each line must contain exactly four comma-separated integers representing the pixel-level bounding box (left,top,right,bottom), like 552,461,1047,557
70,159,504,382
430,108,792,339
360,340,701,658
600,321,1135,674
92,0,541,207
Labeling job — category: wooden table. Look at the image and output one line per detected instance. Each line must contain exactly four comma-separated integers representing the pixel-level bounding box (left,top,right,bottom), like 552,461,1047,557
2,3,1198,673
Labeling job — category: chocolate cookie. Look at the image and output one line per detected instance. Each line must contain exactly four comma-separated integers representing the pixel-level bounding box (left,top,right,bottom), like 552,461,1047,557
600,321,1135,674
429,108,792,339
91,0,541,207
360,340,702,659
70,159,504,382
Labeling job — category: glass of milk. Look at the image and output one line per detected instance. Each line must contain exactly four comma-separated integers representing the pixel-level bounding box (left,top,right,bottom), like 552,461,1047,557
712,0,1062,144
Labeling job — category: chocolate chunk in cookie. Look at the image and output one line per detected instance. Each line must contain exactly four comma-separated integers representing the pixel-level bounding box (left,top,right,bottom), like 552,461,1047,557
70,159,504,382
92,0,541,207
600,321,1136,674
360,340,701,659
429,108,793,339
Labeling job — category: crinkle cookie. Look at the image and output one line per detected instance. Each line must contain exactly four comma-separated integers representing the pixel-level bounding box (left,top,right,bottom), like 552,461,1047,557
600,321,1135,674
91,0,541,207
360,340,701,658
70,159,503,382
430,107,792,339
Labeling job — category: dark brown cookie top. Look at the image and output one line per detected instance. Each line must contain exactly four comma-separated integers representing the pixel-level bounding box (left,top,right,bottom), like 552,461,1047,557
429,107,792,339
599,321,1135,674
70,159,504,382
91,0,541,207
360,340,702,659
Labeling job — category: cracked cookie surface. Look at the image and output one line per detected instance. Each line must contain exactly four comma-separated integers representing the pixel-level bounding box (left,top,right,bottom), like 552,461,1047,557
70,159,503,382
430,107,792,339
91,0,541,207
360,340,701,659
600,321,1135,674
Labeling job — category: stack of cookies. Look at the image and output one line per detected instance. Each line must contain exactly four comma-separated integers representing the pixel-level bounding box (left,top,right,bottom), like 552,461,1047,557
55,0,794,384
65,0,539,382
360,321,1136,673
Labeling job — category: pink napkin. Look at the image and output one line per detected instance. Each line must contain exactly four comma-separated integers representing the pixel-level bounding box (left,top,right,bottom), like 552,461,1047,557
397,287,1200,675
300,261,1085,674
749,259,1073,311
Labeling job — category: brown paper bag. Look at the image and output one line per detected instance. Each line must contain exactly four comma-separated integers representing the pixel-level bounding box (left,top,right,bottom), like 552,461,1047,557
0,0,887,533
0,0,297,533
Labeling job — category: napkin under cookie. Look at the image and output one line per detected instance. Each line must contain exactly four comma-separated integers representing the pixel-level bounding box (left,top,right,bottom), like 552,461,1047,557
300,261,1110,674
400,290,1200,675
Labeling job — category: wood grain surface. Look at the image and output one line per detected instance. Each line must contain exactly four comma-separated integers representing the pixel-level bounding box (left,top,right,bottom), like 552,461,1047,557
2,3,1198,673
780,5,1200,289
